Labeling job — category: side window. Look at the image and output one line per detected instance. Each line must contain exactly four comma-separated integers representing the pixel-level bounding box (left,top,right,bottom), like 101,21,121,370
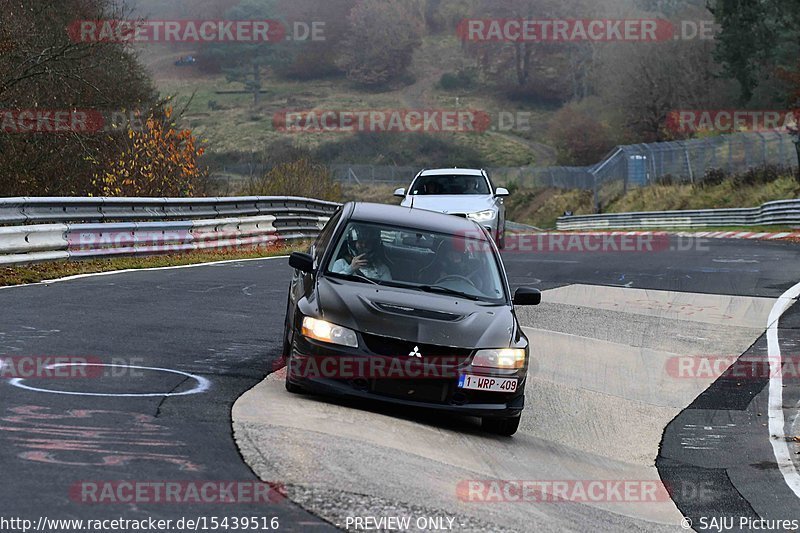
312,209,343,266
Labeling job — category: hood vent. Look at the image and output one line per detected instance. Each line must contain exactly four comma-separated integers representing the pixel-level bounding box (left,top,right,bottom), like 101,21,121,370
373,302,463,322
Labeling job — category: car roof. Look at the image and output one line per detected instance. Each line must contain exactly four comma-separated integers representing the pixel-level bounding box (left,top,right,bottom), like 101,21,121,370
418,168,484,177
348,202,488,237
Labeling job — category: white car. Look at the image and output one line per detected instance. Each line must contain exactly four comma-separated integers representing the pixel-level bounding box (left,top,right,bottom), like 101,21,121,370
394,168,510,248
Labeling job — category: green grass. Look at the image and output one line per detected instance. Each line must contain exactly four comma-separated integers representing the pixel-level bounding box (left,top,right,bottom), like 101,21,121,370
147,35,555,169
0,242,309,287
554,226,799,234
505,175,800,229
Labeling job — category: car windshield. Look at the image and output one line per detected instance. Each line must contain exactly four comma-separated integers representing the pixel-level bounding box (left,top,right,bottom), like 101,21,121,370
326,221,506,303
411,175,490,195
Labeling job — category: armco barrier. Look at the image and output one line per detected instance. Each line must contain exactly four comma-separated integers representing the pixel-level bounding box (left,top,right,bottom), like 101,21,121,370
556,199,800,230
0,196,340,265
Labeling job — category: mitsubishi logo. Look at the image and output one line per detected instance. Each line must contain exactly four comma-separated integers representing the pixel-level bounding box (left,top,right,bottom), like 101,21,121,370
408,346,422,358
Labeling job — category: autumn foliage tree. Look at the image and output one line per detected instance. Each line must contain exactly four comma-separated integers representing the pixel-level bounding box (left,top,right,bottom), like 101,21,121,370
548,105,615,166
93,107,207,197
338,0,424,87
0,0,157,196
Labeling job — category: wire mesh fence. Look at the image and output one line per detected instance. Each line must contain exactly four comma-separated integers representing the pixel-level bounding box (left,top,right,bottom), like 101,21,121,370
591,131,798,209
328,132,798,210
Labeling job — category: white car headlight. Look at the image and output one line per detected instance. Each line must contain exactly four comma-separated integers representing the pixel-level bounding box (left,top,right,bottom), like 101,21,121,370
467,210,497,222
302,317,358,348
472,348,526,369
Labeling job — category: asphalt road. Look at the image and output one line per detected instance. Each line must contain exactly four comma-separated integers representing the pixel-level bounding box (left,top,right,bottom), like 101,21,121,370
0,237,799,532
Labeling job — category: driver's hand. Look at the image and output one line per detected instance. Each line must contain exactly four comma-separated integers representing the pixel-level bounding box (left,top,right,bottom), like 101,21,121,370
351,254,368,271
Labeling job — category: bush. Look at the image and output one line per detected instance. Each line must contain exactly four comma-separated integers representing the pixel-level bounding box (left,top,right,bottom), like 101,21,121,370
439,69,477,91
698,165,789,189
244,158,342,202
699,168,727,188
733,165,786,187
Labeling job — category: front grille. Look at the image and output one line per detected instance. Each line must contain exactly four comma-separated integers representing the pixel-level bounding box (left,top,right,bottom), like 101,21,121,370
360,333,473,363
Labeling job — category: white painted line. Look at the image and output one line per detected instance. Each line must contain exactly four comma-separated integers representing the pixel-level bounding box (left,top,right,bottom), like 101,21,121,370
769,233,792,240
767,280,800,499
0,255,289,291
7,363,211,397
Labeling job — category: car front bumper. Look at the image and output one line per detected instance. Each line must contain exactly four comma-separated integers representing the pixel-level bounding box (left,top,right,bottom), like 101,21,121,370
286,336,526,418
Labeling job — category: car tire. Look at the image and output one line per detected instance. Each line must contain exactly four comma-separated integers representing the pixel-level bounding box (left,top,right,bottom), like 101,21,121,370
282,330,305,394
284,356,306,395
482,415,520,436
285,376,305,394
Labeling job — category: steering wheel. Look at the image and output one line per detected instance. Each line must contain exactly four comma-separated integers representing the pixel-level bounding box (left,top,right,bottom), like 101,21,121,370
434,274,478,289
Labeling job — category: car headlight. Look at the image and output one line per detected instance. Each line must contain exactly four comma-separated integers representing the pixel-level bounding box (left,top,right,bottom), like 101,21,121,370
467,210,497,222
472,348,526,369
301,317,358,348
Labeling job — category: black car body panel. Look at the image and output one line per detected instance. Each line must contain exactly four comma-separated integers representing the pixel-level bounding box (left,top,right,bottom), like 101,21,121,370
282,202,533,421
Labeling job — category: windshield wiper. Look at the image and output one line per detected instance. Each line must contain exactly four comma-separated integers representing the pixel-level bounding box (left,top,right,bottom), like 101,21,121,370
417,285,481,301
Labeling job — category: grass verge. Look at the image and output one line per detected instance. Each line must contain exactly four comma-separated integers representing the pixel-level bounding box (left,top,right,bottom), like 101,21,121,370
0,242,310,287
505,175,800,229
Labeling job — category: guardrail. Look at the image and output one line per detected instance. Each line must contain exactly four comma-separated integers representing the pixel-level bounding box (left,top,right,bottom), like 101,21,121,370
556,199,800,230
0,197,340,265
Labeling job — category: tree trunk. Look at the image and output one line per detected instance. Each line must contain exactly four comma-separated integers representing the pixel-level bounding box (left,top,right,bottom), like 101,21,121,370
252,63,261,108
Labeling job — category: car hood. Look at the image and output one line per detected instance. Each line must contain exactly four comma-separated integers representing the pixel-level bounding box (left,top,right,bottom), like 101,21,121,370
316,277,514,349
400,195,495,215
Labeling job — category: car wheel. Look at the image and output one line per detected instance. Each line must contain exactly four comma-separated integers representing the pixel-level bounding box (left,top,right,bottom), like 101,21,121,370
482,415,520,436
285,376,305,394
284,355,306,395
282,330,306,394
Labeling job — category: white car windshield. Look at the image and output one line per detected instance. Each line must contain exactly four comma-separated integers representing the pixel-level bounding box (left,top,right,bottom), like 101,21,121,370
326,222,506,303
411,175,490,195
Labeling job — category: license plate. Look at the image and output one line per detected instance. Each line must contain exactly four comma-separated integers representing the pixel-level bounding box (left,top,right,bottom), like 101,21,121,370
458,374,518,393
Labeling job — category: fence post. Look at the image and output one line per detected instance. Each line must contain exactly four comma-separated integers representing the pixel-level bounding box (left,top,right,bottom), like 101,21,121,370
683,142,694,184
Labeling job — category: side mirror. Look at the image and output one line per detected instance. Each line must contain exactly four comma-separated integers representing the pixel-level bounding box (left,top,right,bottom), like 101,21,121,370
495,187,510,197
394,188,406,198
289,252,314,273
513,287,541,306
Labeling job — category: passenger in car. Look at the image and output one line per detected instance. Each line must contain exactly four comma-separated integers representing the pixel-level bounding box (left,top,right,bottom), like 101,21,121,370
331,225,392,281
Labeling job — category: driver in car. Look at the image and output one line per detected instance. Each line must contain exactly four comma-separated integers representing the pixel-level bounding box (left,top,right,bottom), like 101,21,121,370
463,176,481,194
332,226,392,281
420,240,488,293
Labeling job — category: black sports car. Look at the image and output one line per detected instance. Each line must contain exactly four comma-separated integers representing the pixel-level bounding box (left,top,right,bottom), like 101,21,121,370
281,202,540,436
